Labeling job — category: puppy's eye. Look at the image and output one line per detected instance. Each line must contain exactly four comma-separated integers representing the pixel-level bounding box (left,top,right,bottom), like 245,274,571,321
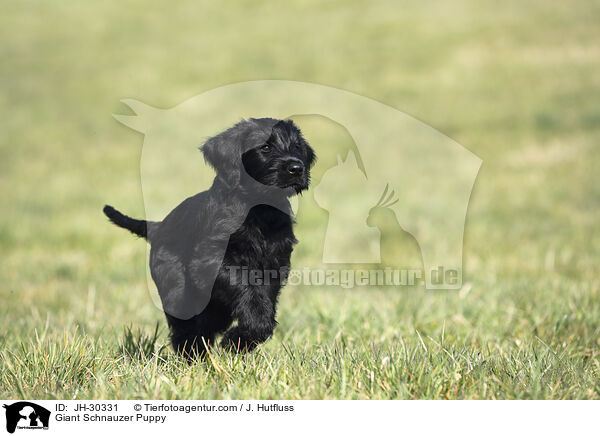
260,144,272,153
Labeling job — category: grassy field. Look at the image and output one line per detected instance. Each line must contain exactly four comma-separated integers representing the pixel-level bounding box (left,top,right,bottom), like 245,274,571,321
1,0,599,399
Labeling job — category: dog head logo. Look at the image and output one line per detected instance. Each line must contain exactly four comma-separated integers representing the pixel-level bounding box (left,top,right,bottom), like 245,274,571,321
3,402,50,433
114,80,481,318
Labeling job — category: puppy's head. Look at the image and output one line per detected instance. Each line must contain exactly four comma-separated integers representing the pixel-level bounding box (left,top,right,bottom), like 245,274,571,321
202,118,315,196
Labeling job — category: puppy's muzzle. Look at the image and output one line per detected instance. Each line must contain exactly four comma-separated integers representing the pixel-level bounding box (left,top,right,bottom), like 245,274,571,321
285,158,305,176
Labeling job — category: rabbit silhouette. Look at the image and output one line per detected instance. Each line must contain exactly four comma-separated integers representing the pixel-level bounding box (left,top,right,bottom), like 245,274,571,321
367,184,423,272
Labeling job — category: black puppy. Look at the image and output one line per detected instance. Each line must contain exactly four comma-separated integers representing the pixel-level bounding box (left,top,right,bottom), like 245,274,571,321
104,118,315,358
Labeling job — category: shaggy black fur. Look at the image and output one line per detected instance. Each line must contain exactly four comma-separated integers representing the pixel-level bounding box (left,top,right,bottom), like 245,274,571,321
104,118,315,358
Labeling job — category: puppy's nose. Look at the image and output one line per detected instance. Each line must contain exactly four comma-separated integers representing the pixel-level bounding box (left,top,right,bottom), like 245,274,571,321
287,161,304,176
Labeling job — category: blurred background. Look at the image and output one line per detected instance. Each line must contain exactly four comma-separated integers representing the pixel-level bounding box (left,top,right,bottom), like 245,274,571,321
1,0,599,398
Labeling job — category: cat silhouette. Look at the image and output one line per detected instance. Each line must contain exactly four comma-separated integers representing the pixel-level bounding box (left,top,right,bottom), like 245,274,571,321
314,151,381,263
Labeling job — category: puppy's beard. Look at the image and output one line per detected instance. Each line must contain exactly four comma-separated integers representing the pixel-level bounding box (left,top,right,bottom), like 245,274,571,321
280,183,308,197
288,186,301,197
242,168,309,197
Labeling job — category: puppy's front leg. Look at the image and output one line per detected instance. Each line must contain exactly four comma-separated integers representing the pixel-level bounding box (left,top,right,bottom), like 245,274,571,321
221,288,276,352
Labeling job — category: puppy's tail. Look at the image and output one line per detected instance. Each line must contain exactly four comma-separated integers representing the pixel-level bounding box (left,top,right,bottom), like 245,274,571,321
103,205,153,239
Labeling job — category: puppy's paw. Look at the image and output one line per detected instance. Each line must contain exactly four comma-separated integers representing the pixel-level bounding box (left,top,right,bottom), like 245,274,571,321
221,327,251,352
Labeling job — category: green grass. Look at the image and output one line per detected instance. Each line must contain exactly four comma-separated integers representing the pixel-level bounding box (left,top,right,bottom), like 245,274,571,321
1,0,599,399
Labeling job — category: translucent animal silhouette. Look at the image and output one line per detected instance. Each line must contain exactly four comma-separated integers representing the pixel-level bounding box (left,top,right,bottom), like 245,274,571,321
115,80,481,290
367,184,423,271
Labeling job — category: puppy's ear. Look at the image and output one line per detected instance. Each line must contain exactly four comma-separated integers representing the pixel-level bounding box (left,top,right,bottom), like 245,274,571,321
201,123,246,186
